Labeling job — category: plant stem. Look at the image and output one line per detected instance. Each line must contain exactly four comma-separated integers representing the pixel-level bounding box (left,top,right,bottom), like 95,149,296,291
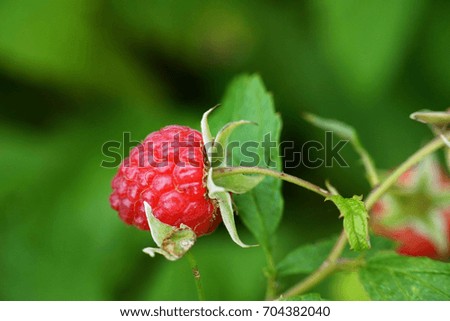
213,167,331,198
263,246,278,300
186,252,205,301
352,140,380,187
280,231,348,298
365,133,447,210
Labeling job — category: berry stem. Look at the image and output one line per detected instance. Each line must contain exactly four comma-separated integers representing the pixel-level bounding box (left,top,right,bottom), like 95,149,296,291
186,252,205,301
212,167,331,198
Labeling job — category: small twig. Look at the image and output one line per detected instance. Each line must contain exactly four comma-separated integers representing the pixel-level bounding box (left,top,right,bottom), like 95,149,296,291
213,167,331,198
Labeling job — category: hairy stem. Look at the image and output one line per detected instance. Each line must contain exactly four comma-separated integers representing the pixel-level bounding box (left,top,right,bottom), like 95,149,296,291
186,252,205,301
213,167,331,198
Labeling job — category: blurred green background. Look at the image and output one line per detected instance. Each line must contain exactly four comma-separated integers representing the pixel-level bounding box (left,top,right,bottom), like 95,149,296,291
1,0,449,300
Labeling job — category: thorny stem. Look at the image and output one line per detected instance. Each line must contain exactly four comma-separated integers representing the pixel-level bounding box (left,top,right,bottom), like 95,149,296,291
186,252,205,301
213,167,331,198
280,132,448,299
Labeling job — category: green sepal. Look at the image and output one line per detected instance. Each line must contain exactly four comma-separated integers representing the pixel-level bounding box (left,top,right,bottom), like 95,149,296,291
200,106,217,146
213,174,264,194
161,225,196,258
206,169,256,248
326,195,371,251
144,201,174,247
201,107,258,247
212,120,256,167
142,202,196,261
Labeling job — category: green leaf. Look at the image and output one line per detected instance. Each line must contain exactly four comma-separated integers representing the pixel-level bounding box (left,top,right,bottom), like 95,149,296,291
366,235,396,256
359,252,450,300
304,113,378,186
277,235,394,277
281,293,324,301
277,238,337,276
210,74,283,248
326,195,371,251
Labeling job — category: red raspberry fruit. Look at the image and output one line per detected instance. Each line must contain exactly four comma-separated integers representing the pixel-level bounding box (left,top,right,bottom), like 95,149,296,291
109,125,221,236
371,158,450,259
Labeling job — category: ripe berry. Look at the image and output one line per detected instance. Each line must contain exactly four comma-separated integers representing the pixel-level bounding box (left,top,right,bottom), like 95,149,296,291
371,157,450,259
109,125,221,236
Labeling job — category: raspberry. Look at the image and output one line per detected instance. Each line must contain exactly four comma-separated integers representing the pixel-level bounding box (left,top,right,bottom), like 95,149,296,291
109,125,221,237
371,157,450,259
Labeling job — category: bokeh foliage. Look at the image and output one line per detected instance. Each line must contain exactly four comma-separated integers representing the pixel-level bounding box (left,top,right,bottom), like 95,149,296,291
1,0,449,300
